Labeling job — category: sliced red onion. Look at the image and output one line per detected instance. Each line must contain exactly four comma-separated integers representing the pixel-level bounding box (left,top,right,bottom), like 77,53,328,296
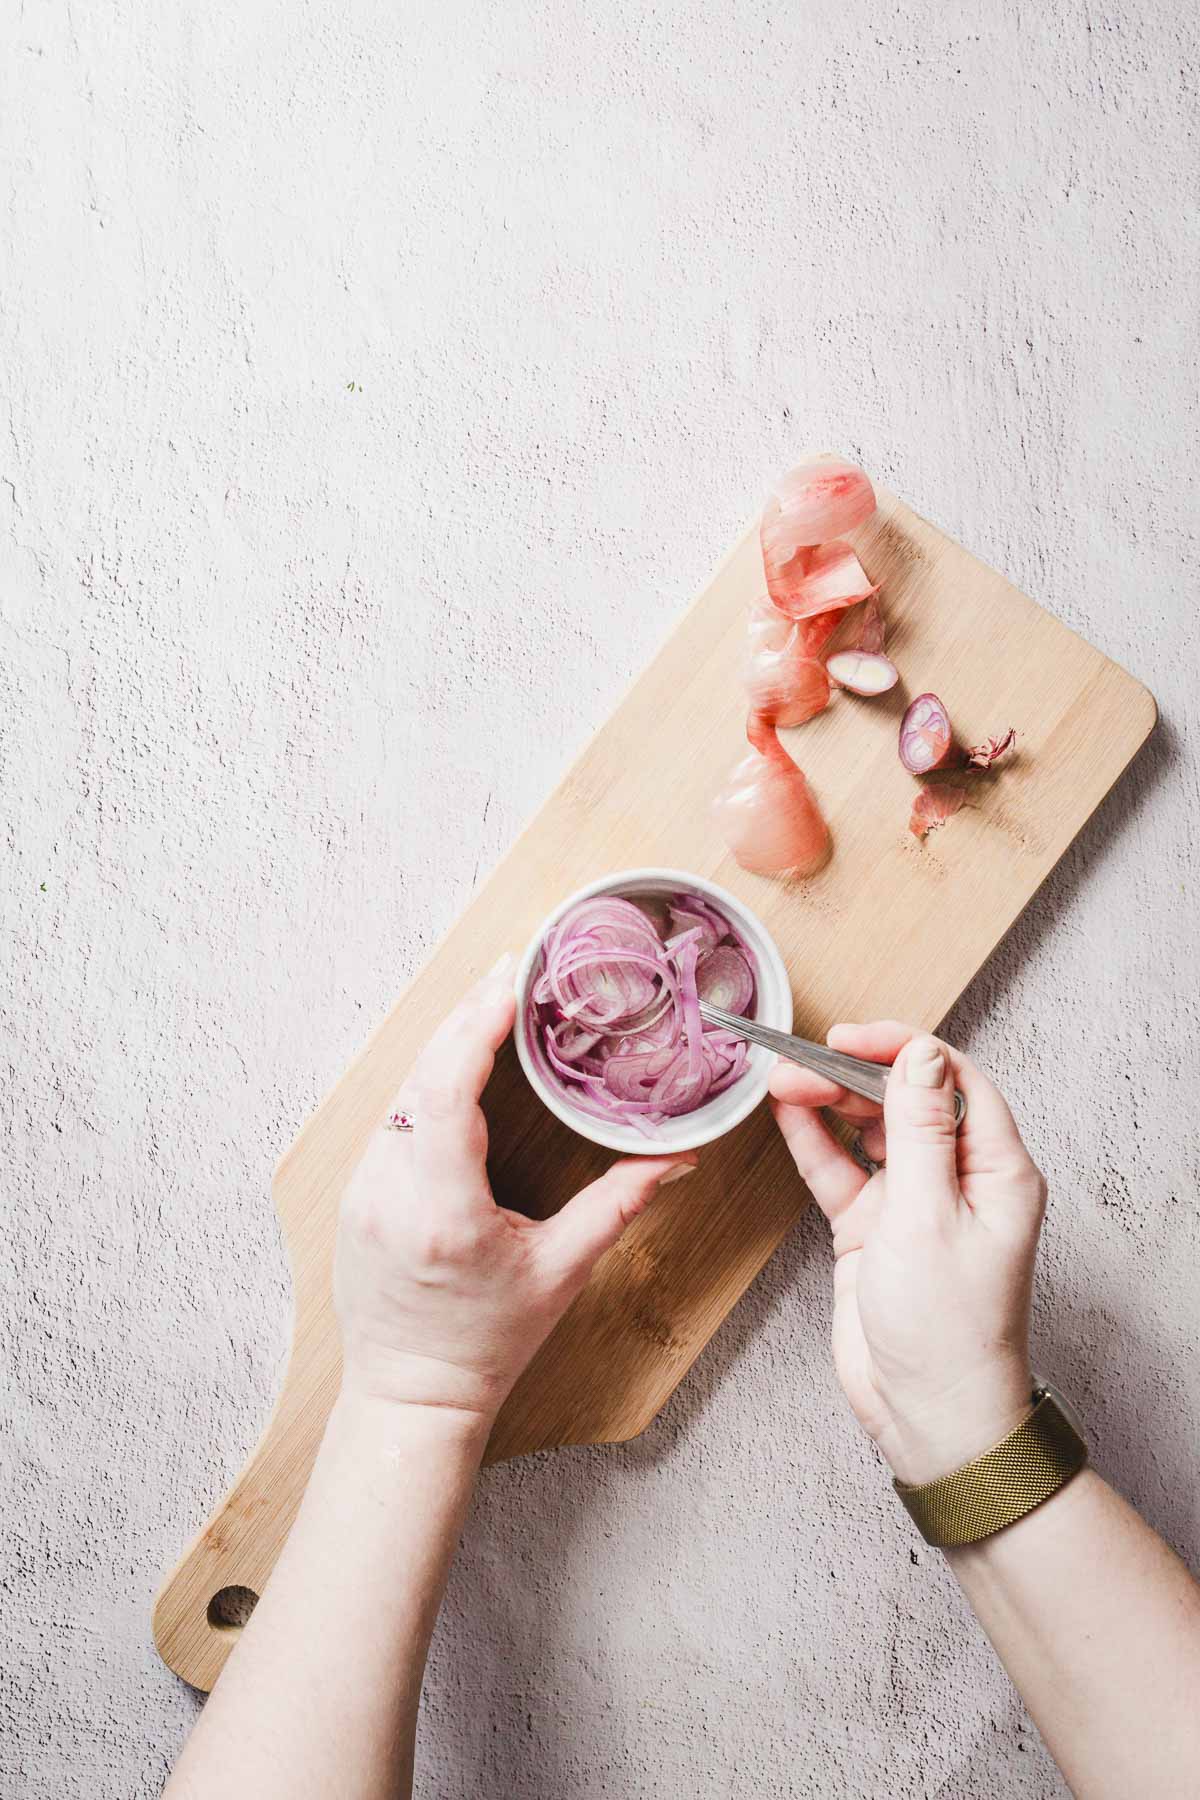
527,889,759,1134
696,946,755,1013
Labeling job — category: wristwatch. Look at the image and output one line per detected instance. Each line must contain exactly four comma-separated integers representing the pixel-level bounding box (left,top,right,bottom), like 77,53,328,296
893,1380,1088,1549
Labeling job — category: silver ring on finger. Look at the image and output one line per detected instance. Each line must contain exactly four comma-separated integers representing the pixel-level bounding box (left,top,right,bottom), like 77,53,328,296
385,1109,415,1133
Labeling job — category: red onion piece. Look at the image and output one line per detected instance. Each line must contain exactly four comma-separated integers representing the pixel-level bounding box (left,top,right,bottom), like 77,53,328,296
825,650,899,696
527,889,759,1133
666,904,721,950
898,692,962,773
696,945,755,1013
629,894,672,937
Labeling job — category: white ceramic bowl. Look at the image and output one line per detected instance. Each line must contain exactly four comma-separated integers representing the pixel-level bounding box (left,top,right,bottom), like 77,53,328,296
514,867,793,1155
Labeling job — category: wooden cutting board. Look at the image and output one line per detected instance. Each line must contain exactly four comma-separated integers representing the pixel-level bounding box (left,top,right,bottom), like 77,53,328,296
153,481,1155,1690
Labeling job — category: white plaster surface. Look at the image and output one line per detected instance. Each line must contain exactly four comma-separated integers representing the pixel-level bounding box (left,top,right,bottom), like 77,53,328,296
3,2,1198,1794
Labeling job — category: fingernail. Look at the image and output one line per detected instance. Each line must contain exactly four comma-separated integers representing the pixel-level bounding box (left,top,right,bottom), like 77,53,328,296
657,1163,696,1187
904,1037,945,1088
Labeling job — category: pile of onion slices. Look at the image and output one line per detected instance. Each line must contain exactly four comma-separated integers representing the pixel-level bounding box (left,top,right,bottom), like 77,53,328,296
526,890,757,1132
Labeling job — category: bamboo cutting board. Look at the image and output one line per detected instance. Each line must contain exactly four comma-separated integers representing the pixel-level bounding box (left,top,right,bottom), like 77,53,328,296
154,482,1155,1690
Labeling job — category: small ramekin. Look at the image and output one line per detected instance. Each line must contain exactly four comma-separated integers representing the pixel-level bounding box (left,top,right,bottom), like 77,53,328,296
514,867,793,1155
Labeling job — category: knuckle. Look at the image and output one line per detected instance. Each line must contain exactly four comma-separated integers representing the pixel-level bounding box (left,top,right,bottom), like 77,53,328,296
896,1101,957,1140
415,1073,469,1120
412,1220,481,1267
413,1227,454,1265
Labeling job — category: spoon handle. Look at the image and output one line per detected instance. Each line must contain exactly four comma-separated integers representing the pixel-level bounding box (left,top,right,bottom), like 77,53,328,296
698,1001,967,1129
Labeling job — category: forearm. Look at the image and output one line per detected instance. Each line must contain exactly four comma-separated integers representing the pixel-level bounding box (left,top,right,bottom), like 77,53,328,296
166,1392,487,1800
946,1469,1200,1799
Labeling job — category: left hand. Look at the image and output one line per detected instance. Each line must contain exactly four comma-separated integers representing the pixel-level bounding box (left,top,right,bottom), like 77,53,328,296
334,954,696,1425
769,1021,1045,1484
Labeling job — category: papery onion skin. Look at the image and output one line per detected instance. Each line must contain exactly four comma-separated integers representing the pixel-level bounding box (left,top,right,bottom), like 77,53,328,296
745,593,793,655
714,713,831,877
967,728,1017,769
742,594,832,725
743,640,831,726
825,649,899,696
909,784,968,840
761,515,878,622
770,456,877,546
527,890,758,1134
853,594,886,655
820,592,886,671
794,608,845,659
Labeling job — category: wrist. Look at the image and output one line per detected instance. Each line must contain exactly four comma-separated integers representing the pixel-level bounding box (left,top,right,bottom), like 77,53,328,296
330,1384,496,1462
339,1338,513,1425
874,1363,1034,1486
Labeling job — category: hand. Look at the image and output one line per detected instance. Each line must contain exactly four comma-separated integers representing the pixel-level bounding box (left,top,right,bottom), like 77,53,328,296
334,955,696,1425
770,1022,1046,1484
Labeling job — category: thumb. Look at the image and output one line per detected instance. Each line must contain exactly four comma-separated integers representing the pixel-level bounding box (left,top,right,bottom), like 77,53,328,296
538,1156,697,1286
882,1035,960,1221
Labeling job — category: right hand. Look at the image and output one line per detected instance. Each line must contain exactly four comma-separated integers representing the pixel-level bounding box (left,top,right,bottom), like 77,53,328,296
769,1022,1047,1485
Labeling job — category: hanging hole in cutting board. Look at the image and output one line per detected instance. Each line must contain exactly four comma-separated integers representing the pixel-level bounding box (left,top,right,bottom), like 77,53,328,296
207,1585,260,1633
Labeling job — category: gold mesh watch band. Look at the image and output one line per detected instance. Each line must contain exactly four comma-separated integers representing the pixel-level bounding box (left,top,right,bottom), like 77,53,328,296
894,1388,1088,1549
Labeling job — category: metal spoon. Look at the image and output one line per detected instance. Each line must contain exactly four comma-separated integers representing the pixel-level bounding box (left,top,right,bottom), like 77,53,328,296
698,1000,967,1128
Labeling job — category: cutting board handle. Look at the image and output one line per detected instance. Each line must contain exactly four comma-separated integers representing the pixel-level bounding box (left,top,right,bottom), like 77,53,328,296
152,1291,341,1690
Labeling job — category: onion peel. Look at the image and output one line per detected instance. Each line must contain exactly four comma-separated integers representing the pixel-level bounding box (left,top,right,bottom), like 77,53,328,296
967,728,1017,769
742,594,832,724
714,712,831,877
761,510,878,621
768,456,877,546
909,784,968,840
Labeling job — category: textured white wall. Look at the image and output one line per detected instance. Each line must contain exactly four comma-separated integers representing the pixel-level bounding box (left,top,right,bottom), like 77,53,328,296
3,2,1198,1794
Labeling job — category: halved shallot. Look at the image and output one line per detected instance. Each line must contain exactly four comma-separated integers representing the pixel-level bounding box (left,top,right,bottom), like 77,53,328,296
824,650,899,696
713,711,831,877
900,694,1017,774
898,693,958,772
